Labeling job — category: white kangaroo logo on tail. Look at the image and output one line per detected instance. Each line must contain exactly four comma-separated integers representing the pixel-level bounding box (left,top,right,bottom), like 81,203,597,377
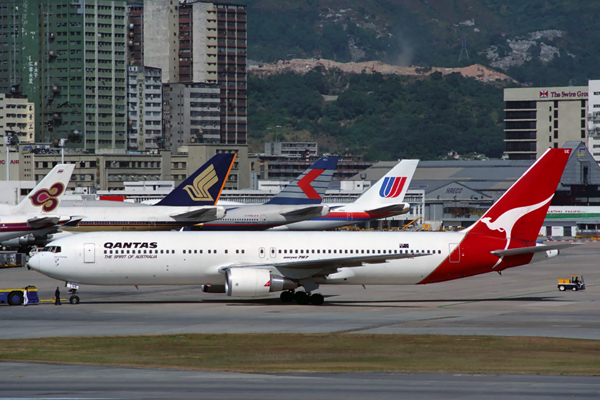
480,195,554,268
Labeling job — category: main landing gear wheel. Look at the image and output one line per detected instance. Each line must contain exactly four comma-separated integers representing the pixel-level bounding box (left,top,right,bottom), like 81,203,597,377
294,291,310,305
309,293,324,305
280,291,294,303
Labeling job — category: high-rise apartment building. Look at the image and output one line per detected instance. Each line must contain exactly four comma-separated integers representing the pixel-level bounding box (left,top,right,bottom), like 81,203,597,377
0,93,35,145
127,65,162,151
504,86,588,160
163,82,220,151
0,0,127,153
136,0,247,146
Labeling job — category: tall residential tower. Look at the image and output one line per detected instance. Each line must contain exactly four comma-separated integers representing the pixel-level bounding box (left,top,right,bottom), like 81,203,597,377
136,0,247,148
0,0,127,153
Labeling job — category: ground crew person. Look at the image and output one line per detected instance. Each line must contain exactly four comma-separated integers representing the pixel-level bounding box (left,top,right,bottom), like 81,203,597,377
55,287,61,305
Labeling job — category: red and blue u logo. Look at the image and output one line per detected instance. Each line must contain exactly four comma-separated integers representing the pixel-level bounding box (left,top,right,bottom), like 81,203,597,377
379,177,406,198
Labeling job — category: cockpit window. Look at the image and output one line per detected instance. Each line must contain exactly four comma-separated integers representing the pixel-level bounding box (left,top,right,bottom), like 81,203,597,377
40,246,61,253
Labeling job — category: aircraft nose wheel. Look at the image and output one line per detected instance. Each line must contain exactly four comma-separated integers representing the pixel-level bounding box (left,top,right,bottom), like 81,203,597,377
68,289,80,304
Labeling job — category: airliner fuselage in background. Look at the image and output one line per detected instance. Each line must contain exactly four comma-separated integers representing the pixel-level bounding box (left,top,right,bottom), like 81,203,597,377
29,149,575,305
191,157,338,230
47,154,235,233
271,159,418,230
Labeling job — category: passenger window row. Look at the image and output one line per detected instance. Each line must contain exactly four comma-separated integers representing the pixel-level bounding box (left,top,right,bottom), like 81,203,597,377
105,249,174,255
278,249,442,255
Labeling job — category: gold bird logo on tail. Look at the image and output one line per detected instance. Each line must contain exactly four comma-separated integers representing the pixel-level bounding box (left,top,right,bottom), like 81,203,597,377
183,164,218,202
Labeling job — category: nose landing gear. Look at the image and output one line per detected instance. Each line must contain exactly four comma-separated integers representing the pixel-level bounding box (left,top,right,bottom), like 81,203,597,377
66,282,80,304
68,289,80,304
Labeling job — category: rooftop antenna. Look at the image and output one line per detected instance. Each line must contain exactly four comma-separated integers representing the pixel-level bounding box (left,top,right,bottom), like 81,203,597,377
458,34,469,62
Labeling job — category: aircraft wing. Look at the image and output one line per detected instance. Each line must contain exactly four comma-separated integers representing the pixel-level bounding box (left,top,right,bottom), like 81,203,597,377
365,203,410,215
222,252,431,271
26,216,62,228
170,206,225,222
280,205,328,217
491,242,581,258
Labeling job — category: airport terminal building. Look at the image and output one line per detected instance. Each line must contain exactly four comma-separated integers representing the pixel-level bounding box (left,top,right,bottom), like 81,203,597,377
354,141,600,238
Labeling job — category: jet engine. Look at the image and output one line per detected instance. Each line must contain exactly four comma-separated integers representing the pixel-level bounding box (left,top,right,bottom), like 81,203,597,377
1,234,50,248
225,268,297,297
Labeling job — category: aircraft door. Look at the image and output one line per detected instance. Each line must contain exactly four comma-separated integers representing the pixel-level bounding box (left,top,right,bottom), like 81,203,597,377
84,243,95,263
259,247,265,258
449,243,460,263
270,247,276,258
260,214,267,224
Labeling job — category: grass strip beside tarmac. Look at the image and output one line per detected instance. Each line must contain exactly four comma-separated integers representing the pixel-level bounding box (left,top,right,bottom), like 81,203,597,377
1,334,599,375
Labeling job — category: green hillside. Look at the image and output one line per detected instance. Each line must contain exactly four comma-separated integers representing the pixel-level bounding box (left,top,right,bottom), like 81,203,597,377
248,69,507,161
245,0,600,86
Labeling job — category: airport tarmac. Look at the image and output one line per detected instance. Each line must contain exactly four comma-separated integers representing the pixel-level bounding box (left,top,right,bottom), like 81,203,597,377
1,362,600,400
2,241,600,399
1,241,600,340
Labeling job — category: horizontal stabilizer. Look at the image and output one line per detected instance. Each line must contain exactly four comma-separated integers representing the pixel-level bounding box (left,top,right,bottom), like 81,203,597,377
491,242,580,258
365,203,410,215
170,206,225,222
59,218,83,228
27,216,61,228
281,205,328,217
221,252,431,272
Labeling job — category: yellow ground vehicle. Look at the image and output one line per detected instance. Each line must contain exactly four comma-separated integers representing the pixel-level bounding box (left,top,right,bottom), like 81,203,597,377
0,286,39,305
558,276,585,291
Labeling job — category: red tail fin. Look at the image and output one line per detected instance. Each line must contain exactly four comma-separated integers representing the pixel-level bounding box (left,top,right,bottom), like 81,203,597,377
467,148,571,245
420,148,571,284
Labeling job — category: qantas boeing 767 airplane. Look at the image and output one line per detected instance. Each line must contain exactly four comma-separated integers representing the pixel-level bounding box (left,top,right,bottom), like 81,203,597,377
28,149,574,305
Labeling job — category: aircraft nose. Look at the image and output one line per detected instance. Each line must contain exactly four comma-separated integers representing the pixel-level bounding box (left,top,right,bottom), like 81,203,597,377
27,253,42,272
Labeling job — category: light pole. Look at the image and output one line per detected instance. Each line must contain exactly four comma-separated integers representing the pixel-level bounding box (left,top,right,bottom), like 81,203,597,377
59,138,67,164
4,134,10,181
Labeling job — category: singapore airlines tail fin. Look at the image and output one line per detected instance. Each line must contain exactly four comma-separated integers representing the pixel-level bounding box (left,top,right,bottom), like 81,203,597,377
351,159,418,213
466,148,571,246
156,153,236,207
266,156,338,205
14,164,75,214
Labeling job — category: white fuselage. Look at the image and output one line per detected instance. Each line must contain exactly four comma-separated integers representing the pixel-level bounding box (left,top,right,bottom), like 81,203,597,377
198,204,329,230
55,204,224,232
29,230,465,287
271,202,409,231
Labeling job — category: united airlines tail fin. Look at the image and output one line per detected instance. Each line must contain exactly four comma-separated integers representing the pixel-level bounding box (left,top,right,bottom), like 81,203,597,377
14,164,75,214
466,148,571,246
266,156,338,205
156,153,236,207
351,159,418,211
